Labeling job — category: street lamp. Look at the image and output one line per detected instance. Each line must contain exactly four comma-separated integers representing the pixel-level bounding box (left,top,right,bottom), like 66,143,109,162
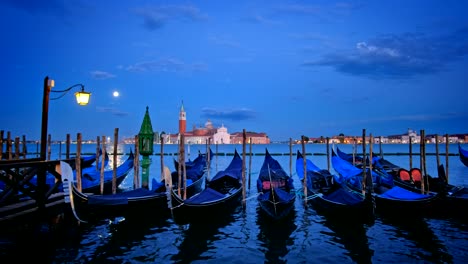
40,76,91,160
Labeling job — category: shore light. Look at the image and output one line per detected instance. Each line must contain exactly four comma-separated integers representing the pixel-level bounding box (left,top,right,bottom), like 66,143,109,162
75,87,91,105
40,76,91,160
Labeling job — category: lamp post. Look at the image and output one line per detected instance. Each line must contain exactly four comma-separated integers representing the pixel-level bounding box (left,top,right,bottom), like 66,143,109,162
40,76,91,160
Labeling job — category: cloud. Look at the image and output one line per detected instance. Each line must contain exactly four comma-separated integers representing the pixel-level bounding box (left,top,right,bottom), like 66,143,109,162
90,70,116,80
96,107,129,117
303,28,468,79
275,4,321,16
209,35,241,48
133,4,207,31
201,108,256,121
242,14,281,25
125,58,207,73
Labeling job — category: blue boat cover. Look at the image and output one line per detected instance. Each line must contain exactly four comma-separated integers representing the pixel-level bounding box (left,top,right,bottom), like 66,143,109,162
87,187,156,205
331,151,393,186
380,186,431,200
27,152,133,192
258,187,295,203
323,187,364,205
210,150,243,183
79,153,134,189
184,187,225,204
259,149,290,182
336,147,363,162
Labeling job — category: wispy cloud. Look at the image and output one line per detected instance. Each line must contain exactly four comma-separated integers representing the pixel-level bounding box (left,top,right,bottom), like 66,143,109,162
209,35,241,48
275,4,322,16
201,108,256,121
302,28,468,79
125,58,207,73
96,107,129,117
90,70,116,80
242,14,281,25
134,4,207,31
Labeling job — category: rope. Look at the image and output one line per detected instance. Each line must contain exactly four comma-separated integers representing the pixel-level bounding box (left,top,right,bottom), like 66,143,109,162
267,164,277,216
243,192,261,201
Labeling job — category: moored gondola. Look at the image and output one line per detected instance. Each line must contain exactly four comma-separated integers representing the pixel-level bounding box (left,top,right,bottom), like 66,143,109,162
170,149,243,223
257,149,295,220
296,150,371,217
331,149,437,215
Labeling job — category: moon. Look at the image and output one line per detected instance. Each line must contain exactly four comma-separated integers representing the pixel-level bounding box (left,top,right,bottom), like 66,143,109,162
113,91,119,97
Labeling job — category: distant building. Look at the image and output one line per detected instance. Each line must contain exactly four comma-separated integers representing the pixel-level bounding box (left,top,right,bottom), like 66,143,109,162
164,102,270,144
230,131,270,144
179,102,186,135
213,124,230,144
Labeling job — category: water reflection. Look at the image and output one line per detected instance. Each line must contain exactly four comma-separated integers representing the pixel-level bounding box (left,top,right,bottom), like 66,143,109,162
379,215,452,263
55,214,172,262
320,215,374,264
171,206,240,263
256,206,297,263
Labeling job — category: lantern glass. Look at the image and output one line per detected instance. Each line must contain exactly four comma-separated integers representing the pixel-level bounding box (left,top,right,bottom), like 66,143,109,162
75,91,91,105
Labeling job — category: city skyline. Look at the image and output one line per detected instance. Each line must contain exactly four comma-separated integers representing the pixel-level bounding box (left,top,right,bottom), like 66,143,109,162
1,1,467,142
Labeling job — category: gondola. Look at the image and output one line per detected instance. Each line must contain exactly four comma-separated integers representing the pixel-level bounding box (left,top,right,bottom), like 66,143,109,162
170,149,209,199
336,146,363,164
170,149,243,223
374,158,468,217
257,149,295,220
69,150,210,221
339,148,468,218
173,148,213,171
21,150,110,194
458,143,468,167
77,150,134,194
296,150,370,216
331,149,437,215
66,160,167,221
68,149,105,169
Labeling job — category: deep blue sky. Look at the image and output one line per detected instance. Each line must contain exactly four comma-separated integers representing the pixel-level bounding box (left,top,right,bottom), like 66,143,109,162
1,0,467,142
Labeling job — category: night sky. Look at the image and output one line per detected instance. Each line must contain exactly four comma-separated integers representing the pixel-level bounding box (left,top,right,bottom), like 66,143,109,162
1,0,467,142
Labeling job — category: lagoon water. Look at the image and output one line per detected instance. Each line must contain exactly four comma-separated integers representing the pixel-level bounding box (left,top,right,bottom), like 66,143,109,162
1,143,467,263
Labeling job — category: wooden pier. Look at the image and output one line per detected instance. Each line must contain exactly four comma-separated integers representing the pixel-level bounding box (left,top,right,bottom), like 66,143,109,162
0,158,72,226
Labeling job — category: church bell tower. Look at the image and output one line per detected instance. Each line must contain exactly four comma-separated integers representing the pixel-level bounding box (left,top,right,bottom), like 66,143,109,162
179,101,186,135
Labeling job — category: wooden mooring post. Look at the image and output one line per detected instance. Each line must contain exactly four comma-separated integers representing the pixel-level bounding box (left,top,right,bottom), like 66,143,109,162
445,134,449,182
160,134,165,186
242,129,246,207
361,129,367,195
96,136,101,171
134,135,140,189
0,130,3,159
249,137,252,190
435,134,440,168
326,137,330,171
289,138,293,177
22,135,28,158
76,133,82,192
177,134,182,197
301,135,307,205
14,137,19,160
66,134,71,159
409,137,413,169
419,129,425,194
112,128,118,194
100,135,106,194
180,134,187,200
47,134,51,160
